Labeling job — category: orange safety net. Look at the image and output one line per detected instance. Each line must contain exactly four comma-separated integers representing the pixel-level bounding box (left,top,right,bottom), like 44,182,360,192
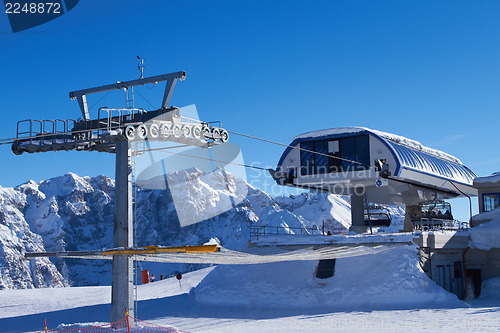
38,314,190,333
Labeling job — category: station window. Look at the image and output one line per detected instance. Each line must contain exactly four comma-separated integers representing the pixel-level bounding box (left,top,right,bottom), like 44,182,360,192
483,193,500,212
300,135,370,175
300,141,315,175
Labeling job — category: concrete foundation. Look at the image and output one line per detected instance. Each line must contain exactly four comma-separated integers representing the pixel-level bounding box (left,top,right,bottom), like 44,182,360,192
403,205,414,232
350,193,367,233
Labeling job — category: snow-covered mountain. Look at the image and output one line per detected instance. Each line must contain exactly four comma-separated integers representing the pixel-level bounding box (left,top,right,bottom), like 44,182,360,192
274,192,351,233
0,169,356,288
0,186,67,289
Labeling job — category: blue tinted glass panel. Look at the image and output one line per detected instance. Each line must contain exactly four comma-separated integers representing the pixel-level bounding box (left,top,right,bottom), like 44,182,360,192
341,137,356,171
315,141,329,174
483,193,500,212
355,135,370,170
300,141,315,175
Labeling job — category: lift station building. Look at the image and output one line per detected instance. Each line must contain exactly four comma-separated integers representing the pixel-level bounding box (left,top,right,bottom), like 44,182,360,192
271,126,500,301
272,127,477,232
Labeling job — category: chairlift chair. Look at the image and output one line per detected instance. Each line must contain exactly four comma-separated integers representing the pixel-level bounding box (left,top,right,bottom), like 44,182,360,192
364,205,392,227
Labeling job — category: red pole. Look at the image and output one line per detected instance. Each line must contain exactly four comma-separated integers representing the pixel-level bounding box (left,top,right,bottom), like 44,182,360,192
44,318,48,333
125,308,131,333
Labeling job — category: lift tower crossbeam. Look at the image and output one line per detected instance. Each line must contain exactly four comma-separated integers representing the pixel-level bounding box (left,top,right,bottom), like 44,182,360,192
69,71,186,120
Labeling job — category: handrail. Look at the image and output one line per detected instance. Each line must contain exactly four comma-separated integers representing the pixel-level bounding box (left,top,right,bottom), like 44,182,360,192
411,218,469,234
249,224,348,241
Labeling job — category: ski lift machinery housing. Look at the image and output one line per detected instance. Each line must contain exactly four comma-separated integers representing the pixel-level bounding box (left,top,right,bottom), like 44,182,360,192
270,127,477,233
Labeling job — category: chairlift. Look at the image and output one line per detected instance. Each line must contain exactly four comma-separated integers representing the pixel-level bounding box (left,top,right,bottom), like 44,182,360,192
410,199,454,231
411,199,453,222
364,204,392,227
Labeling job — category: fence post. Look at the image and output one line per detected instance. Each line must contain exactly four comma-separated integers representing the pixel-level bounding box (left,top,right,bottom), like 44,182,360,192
125,308,131,333
44,318,48,333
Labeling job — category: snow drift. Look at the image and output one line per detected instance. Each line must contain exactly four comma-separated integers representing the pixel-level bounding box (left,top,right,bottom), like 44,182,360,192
191,245,464,310
469,215,500,251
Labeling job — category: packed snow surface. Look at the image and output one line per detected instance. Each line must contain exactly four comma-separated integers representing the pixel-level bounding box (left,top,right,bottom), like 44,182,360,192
294,127,463,164
1,245,500,333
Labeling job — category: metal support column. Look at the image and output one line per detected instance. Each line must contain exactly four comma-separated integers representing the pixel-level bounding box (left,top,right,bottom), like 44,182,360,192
350,193,367,234
111,141,134,323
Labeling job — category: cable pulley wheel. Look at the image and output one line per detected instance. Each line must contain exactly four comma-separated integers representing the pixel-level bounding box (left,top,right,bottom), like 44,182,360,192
149,123,160,139
172,124,182,138
125,125,136,141
220,130,229,143
211,128,221,141
192,125,202,139
160,123,171,139
181,125,191,138
201,126,211,139
137,124,148,140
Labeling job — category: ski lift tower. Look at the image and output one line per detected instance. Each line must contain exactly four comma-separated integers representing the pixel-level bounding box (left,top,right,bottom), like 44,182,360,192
12,69,229,323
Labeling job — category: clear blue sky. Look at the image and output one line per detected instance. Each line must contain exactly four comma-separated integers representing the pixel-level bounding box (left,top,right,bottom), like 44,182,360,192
1,0,500,220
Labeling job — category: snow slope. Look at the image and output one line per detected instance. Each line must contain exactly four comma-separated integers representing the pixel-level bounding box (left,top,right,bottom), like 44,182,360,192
191,245,462,311
1,246,500,333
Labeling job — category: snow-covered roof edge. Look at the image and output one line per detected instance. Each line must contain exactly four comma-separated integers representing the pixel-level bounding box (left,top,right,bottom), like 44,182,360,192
293,127,463,165
474,172,500,186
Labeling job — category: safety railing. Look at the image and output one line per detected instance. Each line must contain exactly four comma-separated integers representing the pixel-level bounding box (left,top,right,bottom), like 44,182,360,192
16,119,42,143
97,108,146,131
250,225,348,241
412,218,469,233
16,119,77,145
